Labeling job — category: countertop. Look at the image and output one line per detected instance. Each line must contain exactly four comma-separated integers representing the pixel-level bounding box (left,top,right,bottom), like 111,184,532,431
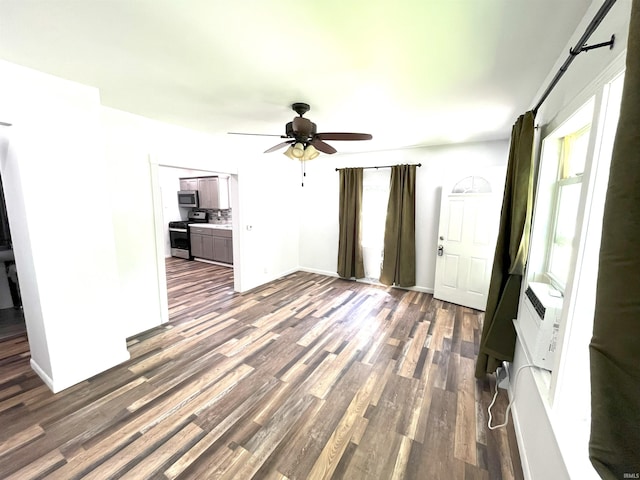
188,223,232,230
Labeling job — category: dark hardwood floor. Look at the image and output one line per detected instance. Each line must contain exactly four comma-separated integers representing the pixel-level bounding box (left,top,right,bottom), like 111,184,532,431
0,258,524,479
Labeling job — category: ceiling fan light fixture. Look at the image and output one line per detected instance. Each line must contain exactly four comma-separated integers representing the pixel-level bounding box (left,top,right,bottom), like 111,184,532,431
302,144,320,160
283,145,297,159
230,103,372,158
292,142,305,158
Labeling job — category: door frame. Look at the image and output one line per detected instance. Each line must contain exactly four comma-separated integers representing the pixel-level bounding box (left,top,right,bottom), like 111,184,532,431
149,158,241,325
433,169,506,309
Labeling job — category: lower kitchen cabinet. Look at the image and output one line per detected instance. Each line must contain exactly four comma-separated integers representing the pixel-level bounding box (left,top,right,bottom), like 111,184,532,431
213,236,233,264
190,232,213,259
190,227,233,264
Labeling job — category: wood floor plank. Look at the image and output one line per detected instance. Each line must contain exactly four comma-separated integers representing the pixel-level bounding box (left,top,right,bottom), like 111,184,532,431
166,376,280,479
4,448,65,480
391,434,414,480
274,360,373,479
306,358,382,480
344,373,416,480
455,355,478,465
118,422,204,479
0,258,524,479
0,424,44,456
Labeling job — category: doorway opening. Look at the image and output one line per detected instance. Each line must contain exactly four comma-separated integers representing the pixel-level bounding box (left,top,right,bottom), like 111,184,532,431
154,165,238,326
0,140,25,341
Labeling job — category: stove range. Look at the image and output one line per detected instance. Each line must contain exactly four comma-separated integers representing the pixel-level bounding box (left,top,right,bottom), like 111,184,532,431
169,211,208,259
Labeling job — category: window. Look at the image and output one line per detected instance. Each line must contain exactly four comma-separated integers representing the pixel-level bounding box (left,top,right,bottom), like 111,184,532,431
361,169,391,281
547,125,590,289
452,176,492,194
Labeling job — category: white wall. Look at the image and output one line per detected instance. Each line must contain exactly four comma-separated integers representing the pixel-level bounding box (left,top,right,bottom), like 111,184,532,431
299,141,509,290
0,60,130,392
101,107,300,337
0,59,301,390
234,153,300,291
509,1,633,479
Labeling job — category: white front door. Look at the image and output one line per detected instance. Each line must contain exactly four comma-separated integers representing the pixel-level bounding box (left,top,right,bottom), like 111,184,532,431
434,179,500,311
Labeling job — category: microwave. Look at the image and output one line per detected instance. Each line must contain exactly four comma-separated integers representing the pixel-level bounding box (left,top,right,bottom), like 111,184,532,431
177,190,199,208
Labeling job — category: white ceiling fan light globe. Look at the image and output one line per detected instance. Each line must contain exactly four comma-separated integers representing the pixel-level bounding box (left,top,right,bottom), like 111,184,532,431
283,145,297,159
292,142,305,158
303,144,320,160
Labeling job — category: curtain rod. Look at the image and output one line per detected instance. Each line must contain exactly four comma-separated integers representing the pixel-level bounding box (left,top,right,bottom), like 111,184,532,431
532,0,617,115
335,163,422,171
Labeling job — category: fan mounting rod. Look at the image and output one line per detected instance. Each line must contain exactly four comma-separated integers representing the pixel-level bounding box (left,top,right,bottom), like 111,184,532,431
292,102,310,117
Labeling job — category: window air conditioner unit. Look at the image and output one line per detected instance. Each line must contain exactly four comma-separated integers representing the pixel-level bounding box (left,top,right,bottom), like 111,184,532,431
516,281,563,370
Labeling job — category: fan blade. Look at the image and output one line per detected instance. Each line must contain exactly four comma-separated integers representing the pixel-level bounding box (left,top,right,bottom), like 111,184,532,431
310,138,337,154
264,140,294,153
228,132,286,137
315,132,372,141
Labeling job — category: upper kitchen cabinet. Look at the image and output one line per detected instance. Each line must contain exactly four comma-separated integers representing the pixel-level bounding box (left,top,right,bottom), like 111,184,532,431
179,178,198,191
197,176,230,210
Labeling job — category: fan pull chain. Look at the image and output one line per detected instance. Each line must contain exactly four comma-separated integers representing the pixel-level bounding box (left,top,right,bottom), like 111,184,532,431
300,160,307,187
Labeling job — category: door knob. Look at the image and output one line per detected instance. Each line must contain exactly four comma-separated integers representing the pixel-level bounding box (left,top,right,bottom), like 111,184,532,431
437,245,444,256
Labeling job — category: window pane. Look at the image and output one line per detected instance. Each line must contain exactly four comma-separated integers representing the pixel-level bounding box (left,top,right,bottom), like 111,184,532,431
549,182,582,285
361,170,390,280
562,127,590,178
452,176,492,193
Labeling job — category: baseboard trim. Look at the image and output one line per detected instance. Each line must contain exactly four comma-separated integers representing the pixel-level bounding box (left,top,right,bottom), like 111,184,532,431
297,267,434,293
31,348,131,394
193,258,234,268
298,267,338,277
30,358,55,392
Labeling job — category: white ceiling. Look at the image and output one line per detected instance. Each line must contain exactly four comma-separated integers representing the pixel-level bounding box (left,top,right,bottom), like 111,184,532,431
0,0,592,154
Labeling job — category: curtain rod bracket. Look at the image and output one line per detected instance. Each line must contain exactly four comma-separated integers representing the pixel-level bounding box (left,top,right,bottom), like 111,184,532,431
570,34,615,55
532,0,617,115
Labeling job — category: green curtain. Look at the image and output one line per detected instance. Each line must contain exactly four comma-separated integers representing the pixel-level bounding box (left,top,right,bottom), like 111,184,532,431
475,112,535,378
380,164,416,287
590,1,640,477
337,168,365,279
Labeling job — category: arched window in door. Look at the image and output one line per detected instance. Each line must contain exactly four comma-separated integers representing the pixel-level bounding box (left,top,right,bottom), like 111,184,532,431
452,176,492,194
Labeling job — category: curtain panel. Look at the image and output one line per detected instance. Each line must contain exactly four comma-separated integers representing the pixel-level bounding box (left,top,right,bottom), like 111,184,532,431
475,111,535,378
380,164,417,287
337,168,365,279
590,1,640,476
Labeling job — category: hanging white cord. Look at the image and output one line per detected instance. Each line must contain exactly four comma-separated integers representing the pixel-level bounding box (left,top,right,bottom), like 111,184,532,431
487,363,539,430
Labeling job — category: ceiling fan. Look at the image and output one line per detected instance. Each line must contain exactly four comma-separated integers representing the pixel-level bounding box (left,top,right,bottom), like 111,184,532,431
228,102,372,160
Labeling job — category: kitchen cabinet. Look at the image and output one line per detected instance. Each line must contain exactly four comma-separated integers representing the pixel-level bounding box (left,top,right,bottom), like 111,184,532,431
190,226,233,264
180,176,230,210
197,177,217,209
197,177,230,210
179,178,198,191
213,236,233,264
190,229,214,260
